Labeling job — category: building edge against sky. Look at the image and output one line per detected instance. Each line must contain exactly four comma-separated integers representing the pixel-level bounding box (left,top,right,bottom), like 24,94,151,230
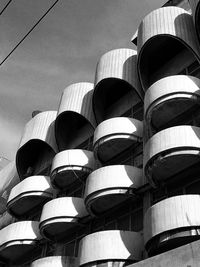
1,0,200,266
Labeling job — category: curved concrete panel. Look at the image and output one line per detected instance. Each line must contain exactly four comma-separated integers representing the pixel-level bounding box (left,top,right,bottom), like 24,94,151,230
144,75,200,133
93,117,143,163
144,195,200,256
55,83,96,151
78,230,143,266
144,125,200,186
93,49,143,124
51,149,96,189
0,221,41,263
39,197,88,241
0,161,20,214
7,175,53,218
136,6,200,91
16,111,57,179
189,0,200,42
85,165,142,215
31,256,77,267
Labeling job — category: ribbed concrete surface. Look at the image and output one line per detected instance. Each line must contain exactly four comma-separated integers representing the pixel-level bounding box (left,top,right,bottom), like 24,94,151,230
78,230,143,266
55,82,96,150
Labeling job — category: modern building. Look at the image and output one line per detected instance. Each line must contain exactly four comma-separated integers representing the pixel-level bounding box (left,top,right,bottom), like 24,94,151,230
0,0,200,266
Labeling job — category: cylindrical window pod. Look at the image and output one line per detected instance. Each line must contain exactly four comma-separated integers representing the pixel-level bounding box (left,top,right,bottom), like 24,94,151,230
144,125,200,187
78,230,143,267
84,165,143,216
144,195,200,256
93,48,144,125
136,6,200,92
7,175,54,218
31,256,77,267
93,117,143,164
51,149,96,190
144,75,200,139
39,197,89,241
16,111,57,180
55,83,96,151
188,0,200,43
0,221,42,264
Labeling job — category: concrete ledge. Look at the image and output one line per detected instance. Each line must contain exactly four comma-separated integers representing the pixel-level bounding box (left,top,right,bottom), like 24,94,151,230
129,239,200,267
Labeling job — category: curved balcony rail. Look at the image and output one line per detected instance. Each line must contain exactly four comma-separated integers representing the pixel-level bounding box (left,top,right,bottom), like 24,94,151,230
51,149,96,190
78,230,143,267
136,6,200,91
144,75,200,135
55,83,96,151
7,175,53,218
93,48,143,124
144,195,200,256
31,256,77,267
93,117,143,163
16,111,57,179
189,0,200,42
84,165,142,216
39,197,88,241
0,221,42,264
144,125,200,186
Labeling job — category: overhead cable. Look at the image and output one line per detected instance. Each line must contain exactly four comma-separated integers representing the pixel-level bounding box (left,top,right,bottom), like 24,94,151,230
0,0,60,66
0,0,13,16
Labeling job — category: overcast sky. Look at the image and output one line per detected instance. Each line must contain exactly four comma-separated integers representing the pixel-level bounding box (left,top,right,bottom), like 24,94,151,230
0,0,165,160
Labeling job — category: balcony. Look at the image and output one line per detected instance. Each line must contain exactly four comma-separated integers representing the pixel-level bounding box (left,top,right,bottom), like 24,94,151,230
55,83,96,151
84,165,142,216
136,6,200,91
144,195,200,256
93,49,143,124
0,221,42,264
16,111,57,179
144,125,200,186
78,230,143,267
144,75,200,134
7,175,54,218
31,256,77,267
189,0,200,42
51,149,96,189
93,117,143,163
39,197,88,241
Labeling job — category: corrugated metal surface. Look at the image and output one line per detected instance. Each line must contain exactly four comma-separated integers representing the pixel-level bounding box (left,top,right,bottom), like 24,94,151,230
144,195,200,245
78,230,143,266
40,197,88,223
85,165,143,197
31,256,78,267
144,75,200,113
0,221,41,247
93,117,143,145
7,175,53,204
144,125,200,168
18,111,57,151
51,149,96,173
94,49,143,99
137,6,200,90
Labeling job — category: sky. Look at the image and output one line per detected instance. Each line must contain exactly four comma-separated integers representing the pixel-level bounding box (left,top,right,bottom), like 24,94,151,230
0,0,166,161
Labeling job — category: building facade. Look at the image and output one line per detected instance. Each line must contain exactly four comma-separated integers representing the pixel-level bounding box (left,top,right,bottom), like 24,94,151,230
0,0,200,266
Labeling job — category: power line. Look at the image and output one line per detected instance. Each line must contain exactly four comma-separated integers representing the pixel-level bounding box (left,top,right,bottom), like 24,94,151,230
0,0,13,16
0,0,60,66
